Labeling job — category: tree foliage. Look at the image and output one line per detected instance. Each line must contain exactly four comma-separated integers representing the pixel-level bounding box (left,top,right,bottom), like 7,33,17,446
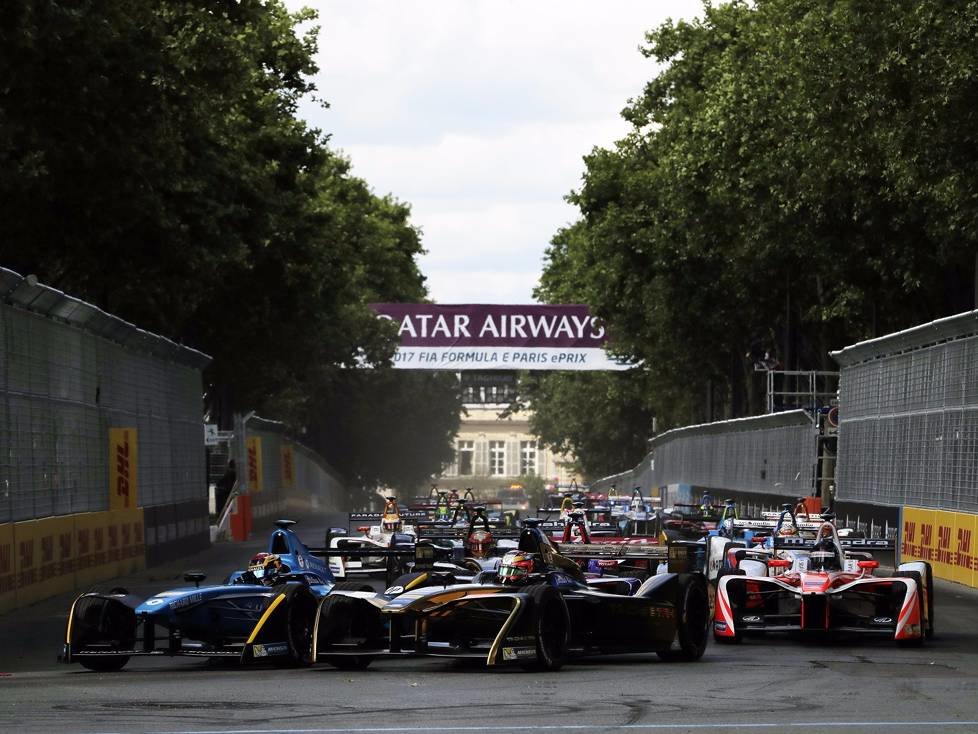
0,0,458,495
534,0,978,474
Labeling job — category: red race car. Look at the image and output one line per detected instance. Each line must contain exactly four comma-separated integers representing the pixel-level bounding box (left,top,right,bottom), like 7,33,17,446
714,519,934,645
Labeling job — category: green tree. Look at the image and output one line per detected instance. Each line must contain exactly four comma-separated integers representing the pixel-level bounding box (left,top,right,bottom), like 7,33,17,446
539,0,978,468
0,1,459,495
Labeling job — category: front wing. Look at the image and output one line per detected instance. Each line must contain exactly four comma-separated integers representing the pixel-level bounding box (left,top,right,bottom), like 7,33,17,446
714,574,923,641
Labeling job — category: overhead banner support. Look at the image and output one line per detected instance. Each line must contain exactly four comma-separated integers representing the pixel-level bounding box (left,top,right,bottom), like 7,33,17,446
371,304,633,371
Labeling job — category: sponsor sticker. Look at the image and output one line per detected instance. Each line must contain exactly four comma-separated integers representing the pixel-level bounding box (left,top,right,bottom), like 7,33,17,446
742,615,762,623
169,592,203,610
385,585,405,595
873,617,893,624
253,643,289,658
502,647,536,661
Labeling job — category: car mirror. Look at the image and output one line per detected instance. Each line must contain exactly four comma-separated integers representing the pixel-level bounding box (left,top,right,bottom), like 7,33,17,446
183,571,206,587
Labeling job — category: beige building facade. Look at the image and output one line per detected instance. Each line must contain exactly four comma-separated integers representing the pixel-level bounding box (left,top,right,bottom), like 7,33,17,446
436,404,579,494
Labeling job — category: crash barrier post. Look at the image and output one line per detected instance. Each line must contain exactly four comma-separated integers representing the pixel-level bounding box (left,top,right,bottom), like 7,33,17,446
230,494,252,542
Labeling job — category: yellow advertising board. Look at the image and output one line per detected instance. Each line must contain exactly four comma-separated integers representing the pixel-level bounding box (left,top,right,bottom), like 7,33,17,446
902,506,978,588
7,508,148,609
281,443,295,489
109,427,138,511
246,436,263,492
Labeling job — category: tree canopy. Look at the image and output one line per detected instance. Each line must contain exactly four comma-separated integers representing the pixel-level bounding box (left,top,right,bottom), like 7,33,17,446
532,0,978,477
0,0,459,496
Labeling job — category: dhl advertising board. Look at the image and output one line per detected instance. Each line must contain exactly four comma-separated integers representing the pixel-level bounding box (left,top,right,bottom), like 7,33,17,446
902,506,978,588
246,436,263,493
281,443,295,489
0,509,146,613
109,427,138,511
0,427,147,613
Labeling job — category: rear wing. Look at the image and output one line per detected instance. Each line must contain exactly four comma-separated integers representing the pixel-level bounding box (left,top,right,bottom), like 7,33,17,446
537,520,618,536
773,536,894,551
349,511,430,524
557,540,704,573
414,523,522,541
732,518,825,532
308,541,438,586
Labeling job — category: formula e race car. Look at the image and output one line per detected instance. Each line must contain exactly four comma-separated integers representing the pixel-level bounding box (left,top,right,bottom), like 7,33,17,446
713,519,934,645
704,504,893,586
61,520,353,672
328,497,432,579
313,518,710,671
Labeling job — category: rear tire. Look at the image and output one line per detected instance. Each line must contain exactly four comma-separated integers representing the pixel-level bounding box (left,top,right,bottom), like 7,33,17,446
657,574,710,661
317,594,380,670
520,584,569,671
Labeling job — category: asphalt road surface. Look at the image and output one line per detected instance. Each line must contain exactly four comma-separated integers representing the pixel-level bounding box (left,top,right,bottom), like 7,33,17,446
1,515,977,734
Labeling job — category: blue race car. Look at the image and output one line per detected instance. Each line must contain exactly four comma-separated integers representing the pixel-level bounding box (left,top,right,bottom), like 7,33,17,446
61,520,348,671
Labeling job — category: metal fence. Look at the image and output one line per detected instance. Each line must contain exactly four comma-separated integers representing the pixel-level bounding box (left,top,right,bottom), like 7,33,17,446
0,268,210,525
235,416,349,521
592,410,817,499
832,310,978,513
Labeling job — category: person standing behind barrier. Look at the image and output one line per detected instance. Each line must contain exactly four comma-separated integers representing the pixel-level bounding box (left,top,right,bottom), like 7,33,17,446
215,459,237,518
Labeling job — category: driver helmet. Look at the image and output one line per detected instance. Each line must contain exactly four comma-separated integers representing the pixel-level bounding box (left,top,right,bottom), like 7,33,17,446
467,529,493,558
382,516,402,533
498,550,537,584
247,552,285,583
778,523,799,536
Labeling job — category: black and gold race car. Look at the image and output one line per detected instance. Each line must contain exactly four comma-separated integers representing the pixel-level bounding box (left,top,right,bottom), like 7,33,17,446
313,519,710,671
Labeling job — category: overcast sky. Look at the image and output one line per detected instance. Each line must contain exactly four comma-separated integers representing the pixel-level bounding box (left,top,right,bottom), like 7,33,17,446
292,1,707,304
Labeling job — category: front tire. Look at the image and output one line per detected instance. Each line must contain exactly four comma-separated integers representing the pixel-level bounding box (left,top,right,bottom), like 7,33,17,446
520,584,570,671
277,589,317,667
658,573,710,661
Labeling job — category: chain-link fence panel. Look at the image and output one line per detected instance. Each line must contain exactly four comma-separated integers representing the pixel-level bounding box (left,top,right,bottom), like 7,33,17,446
0,269,209,526
592,411,817,500
833,311,978,513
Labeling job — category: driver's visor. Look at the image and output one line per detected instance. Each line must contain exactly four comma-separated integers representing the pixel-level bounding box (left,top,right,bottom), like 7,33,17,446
249,565,265,578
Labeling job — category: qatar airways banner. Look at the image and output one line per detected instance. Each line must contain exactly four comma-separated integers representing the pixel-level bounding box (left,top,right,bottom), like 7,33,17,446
371,304,633,371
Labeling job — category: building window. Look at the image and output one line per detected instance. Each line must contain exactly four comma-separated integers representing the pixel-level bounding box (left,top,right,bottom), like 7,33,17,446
457,440,474,476
489,440,506,476
520,440,538,475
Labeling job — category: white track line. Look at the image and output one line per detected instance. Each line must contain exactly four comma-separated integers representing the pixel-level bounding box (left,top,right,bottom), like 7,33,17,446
98,721,978,734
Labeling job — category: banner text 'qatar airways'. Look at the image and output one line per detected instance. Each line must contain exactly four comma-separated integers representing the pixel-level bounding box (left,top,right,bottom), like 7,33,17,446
370,304,633,371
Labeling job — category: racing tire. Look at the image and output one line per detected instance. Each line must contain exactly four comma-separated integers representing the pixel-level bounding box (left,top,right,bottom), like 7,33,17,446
79,655,130,672
520,584,570,672
893,571,926,647
275,589,317,667
657,574,710,661
317,594,377,671
332,580,375,593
